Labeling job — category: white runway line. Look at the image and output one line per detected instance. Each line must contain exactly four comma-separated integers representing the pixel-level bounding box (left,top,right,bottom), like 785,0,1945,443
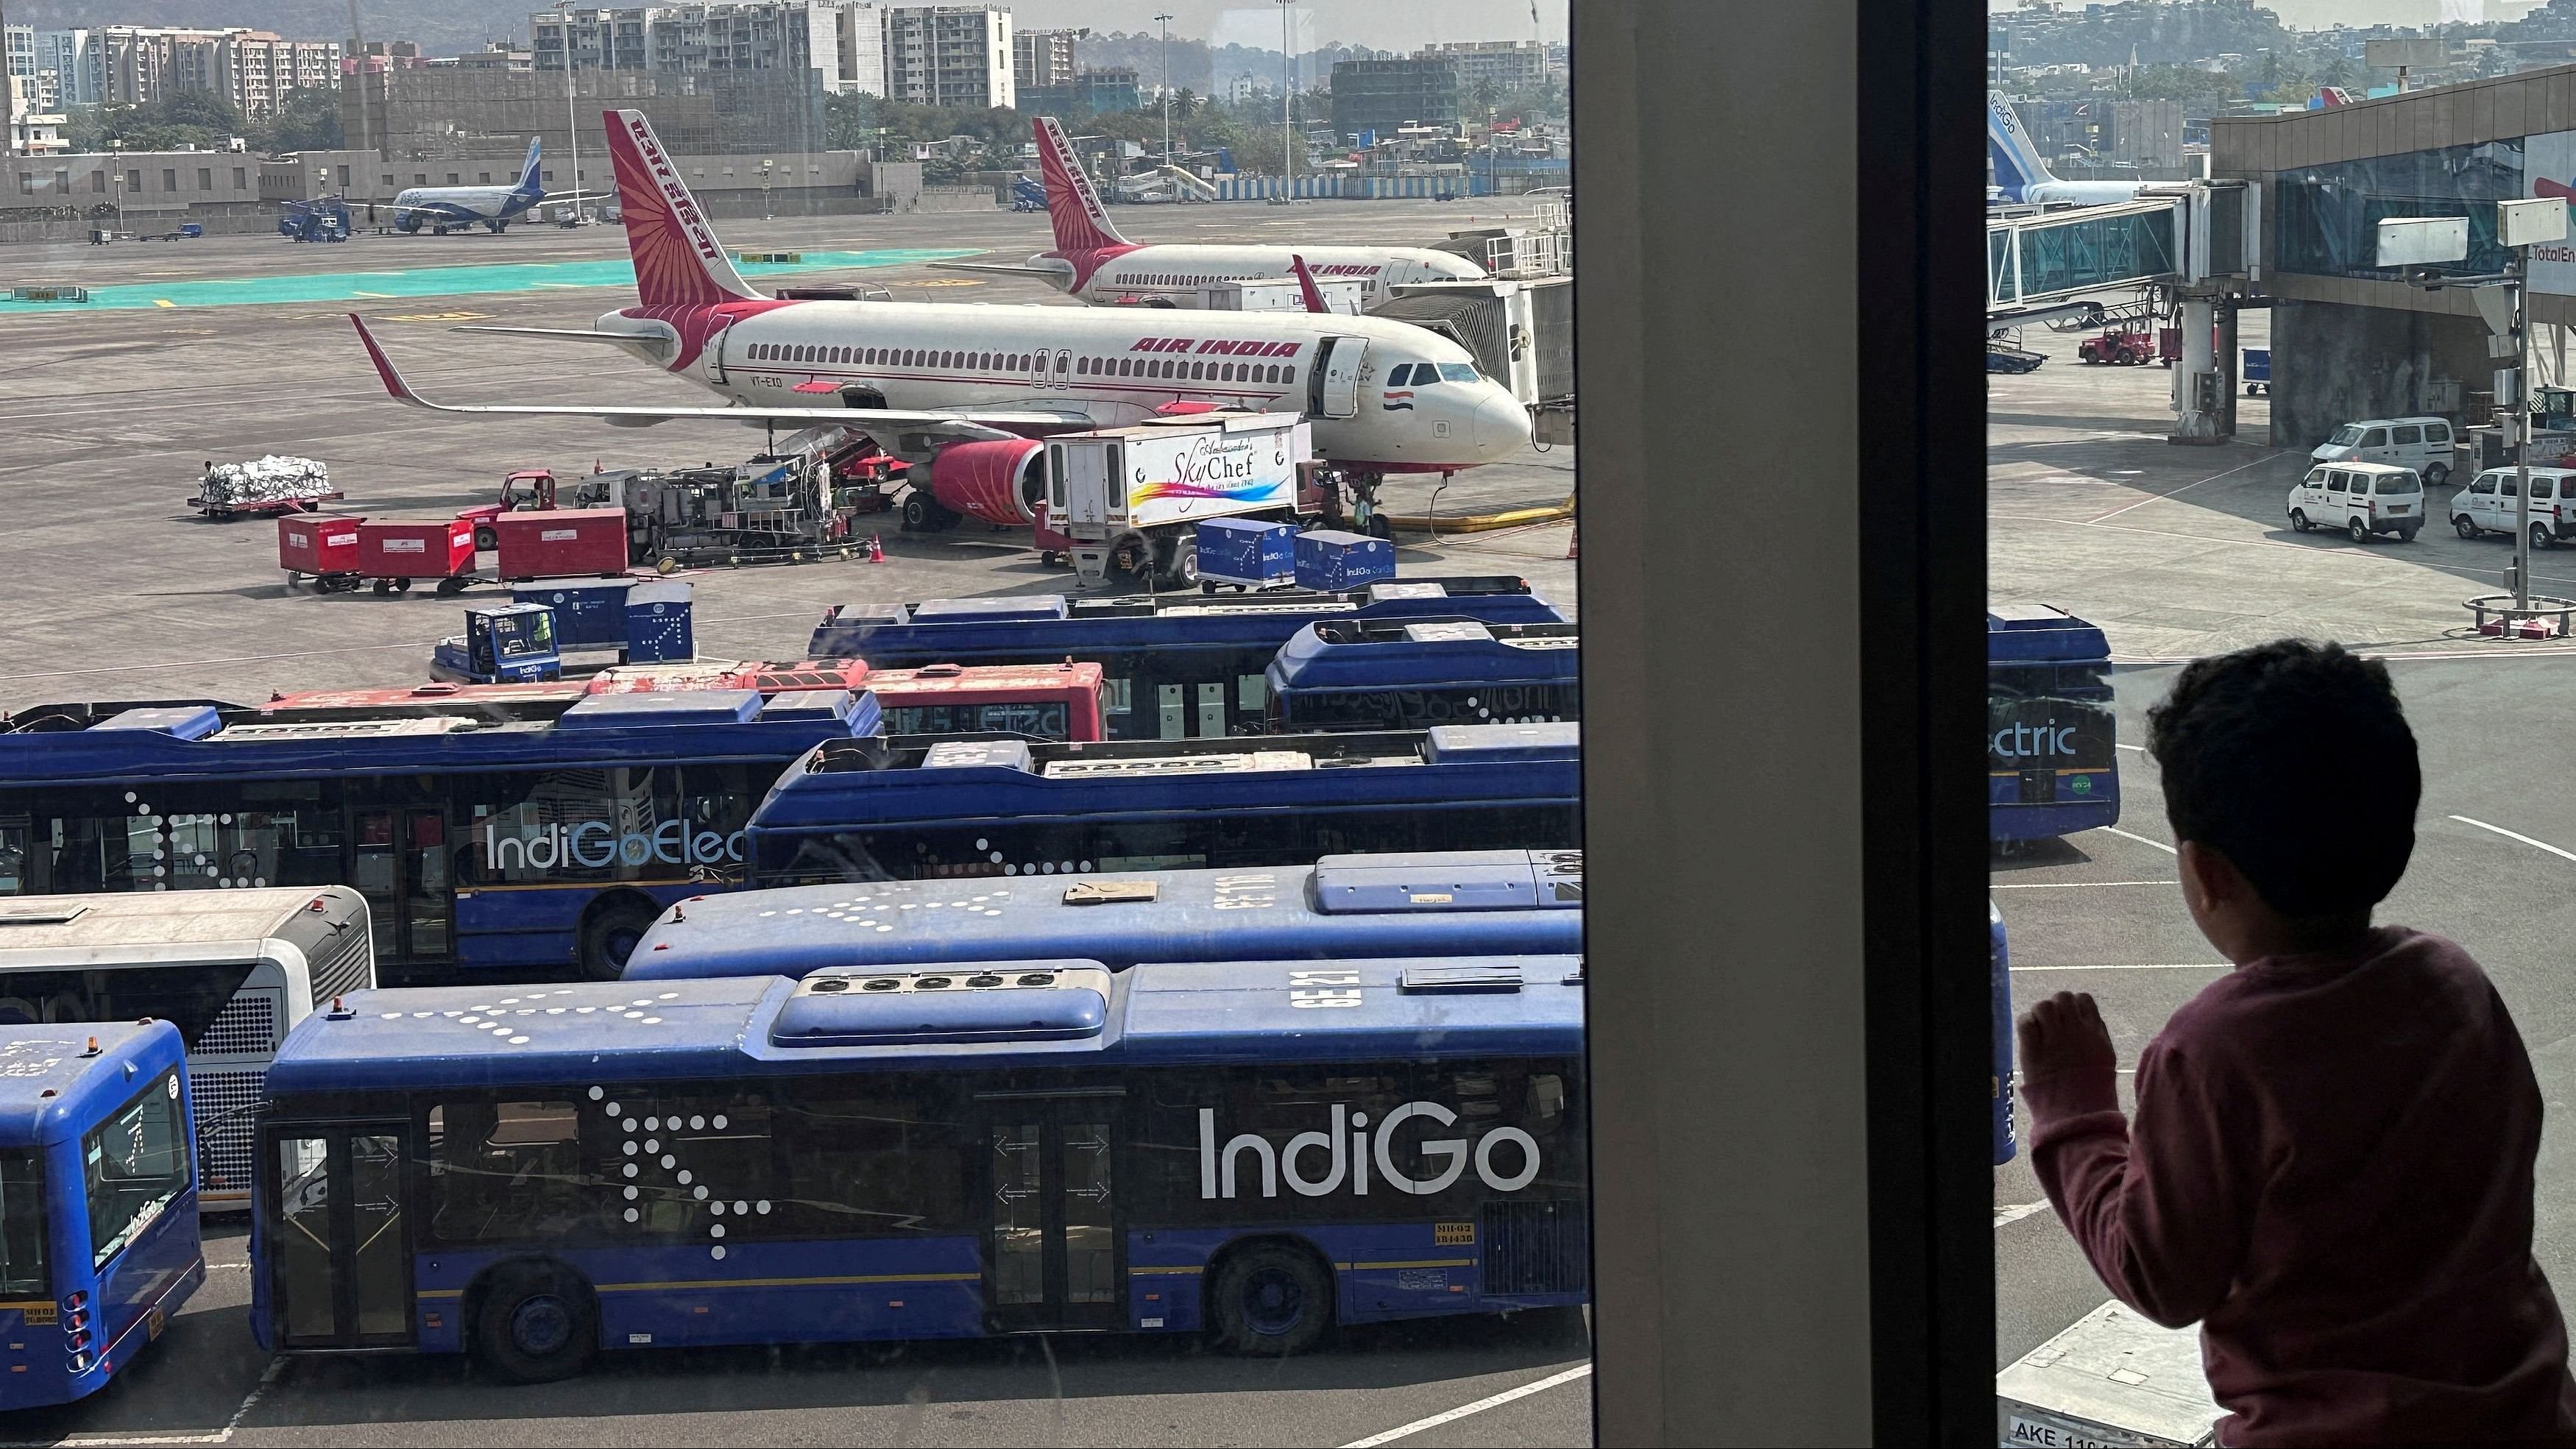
2102,826,2178,855
1340,1364,1594,1448
2449,814,2576,865
1995,1200,2054,1228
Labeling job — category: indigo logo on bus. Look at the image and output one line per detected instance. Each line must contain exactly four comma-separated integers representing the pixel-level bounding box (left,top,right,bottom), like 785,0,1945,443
1991,719,2079,760
1197,1103,1540,1199
484,818,746,871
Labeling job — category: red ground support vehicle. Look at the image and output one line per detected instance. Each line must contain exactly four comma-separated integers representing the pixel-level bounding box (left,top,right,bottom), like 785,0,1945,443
357,517,478,595
277,514,367,592
2078,329,2158,365
457,470,561,552
492,507,630,581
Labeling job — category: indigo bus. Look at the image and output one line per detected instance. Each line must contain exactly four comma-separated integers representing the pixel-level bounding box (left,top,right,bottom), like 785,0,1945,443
744,723,1582,888
625,849,1585,981
0,888,372,1209
0,1021,201,1409
1263,620,1579,731
252,957,1585,1380
806,577,1568,740
0,690,882,982
1986,605,2120,840
267,658,1108,745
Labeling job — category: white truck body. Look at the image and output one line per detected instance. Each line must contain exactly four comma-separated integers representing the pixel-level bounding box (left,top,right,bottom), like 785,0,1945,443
1047,413,1313,588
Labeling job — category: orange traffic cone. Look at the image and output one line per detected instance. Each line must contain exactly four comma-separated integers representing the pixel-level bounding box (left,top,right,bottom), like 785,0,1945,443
867,534,885,564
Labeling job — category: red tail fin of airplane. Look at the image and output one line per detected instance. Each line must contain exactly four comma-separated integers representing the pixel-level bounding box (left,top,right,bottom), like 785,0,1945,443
603,107,757,308
1033,114,1129,252
1289,254,1330,314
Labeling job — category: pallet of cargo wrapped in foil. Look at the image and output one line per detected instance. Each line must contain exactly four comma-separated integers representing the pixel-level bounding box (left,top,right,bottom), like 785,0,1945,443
192,455,342,520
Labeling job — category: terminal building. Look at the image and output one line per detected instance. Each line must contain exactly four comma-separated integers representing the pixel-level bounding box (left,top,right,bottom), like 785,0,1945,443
2215,68,2576,448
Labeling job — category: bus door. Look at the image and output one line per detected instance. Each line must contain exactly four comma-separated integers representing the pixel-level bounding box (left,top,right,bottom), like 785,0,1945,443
977,1094,1124,1333
352,808,452,968
266,1124,414,1348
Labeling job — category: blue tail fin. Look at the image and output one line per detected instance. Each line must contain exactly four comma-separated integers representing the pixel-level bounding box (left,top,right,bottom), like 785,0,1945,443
515,137,544,196
1986,93,2052,200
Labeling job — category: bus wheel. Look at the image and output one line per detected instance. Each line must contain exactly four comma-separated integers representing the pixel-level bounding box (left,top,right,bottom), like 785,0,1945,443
472,1263,598,1384
1209,1241,1332,1356
578,897,663,980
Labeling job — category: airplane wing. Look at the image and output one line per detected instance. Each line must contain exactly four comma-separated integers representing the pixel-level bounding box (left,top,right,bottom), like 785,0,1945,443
351,314,1086,436
453,325,656,344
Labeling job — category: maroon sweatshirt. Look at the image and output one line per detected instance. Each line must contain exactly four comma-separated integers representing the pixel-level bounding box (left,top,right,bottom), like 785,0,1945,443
2026,927,2576,1448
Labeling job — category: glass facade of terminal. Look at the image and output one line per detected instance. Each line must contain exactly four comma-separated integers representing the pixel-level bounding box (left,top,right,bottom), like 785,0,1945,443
2276,140,2524,280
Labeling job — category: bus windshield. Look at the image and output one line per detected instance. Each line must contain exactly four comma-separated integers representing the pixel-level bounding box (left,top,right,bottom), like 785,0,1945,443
0,1148,44,1297
0,963,258,1044
83,1071,188,1269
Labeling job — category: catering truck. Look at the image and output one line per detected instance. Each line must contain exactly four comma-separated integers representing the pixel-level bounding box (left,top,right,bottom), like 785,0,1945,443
1042,412,1319,590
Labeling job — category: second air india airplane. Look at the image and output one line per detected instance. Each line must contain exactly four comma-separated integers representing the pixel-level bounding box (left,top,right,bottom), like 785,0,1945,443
930,116,1488,305
353,110,1529,537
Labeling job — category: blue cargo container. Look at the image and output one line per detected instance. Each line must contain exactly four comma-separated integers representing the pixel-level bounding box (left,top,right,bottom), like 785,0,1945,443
1195,518,1299,589
1294,530,1396,591
514,581,634,650
624,581,694,663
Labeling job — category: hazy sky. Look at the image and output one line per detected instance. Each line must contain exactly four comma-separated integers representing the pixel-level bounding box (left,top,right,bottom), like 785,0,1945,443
1016,1,1565,53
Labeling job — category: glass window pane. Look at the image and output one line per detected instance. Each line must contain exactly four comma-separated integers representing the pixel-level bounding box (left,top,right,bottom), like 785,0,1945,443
274,1136,333,1342
84,1070,187,1268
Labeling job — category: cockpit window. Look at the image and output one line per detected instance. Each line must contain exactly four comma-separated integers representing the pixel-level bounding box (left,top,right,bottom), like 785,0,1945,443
1386,364,1415,386
1437,362,1481,384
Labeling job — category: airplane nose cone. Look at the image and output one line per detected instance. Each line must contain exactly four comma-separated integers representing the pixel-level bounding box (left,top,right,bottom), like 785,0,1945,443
1472,390,1532,456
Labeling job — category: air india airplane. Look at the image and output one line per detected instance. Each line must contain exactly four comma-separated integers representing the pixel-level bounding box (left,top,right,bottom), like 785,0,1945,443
351,110,1530,536
932,116,1488,305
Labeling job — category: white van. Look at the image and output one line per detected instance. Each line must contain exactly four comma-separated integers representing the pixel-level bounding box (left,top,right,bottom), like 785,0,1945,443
2447,467,2576,546
2287,461,2424,542
2311,417,2455,485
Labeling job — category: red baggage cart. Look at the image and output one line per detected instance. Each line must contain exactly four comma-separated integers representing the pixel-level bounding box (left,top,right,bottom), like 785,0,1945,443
277,514,365,592
358,517,478,595
493,507,631,581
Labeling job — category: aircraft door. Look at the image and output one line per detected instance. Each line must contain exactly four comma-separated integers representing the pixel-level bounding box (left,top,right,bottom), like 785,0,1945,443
1316,337,1367,419
1054,350,1072,391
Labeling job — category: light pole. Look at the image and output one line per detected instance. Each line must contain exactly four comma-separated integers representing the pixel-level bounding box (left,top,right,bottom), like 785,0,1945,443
565,54,582,223
760,157,774,220
1155,13,1172,169
1277,0,1295,197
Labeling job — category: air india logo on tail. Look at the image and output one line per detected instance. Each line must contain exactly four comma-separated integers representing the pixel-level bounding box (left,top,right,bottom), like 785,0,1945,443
605,108,754,308
1034,115,1128,253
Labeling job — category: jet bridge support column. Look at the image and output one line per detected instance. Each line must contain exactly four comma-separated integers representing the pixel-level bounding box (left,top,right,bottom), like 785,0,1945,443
2170,294,2224,444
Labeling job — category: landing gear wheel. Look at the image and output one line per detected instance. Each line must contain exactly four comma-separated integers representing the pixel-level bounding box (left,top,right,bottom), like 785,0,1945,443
472,1264,597,1384
475,525,499,552
2290,509,2310,533
2349,517,2371,543
2458,514,2480,539
1209,1244,1332,1356
578,897,664,980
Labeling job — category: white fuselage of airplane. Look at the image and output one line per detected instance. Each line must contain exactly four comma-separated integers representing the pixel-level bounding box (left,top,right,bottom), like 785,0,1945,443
392,185,540,232
1036,243,1486,307
2000,180,2153,208
598,298,1529,470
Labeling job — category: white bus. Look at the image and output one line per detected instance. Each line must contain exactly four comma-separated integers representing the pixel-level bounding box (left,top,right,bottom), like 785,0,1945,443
0,887,373,1209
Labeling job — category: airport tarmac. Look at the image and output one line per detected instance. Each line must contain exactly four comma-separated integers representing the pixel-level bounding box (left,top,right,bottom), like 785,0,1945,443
0,199,1588,1448
0,203,1574,712
1989,313,2576,1400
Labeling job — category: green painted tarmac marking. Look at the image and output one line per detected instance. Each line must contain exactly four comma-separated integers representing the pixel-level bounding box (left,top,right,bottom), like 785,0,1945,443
0,248,984,313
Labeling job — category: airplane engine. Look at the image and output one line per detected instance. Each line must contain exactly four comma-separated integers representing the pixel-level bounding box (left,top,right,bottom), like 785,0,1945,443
928,439,1046,526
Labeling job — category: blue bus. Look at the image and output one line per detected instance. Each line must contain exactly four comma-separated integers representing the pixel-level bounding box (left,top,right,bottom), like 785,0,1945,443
625,849,1585,981
744,723,1582,888
1264,620,1580,731
252,958,1586,1380
806,576,1568,741
0,690,883,981
1986,605,2120,840
0,1021,200,1409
